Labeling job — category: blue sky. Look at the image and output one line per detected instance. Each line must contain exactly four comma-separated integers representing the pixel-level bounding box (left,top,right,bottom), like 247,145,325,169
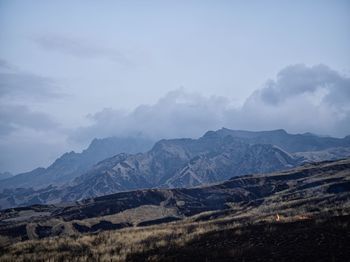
0,0,350,173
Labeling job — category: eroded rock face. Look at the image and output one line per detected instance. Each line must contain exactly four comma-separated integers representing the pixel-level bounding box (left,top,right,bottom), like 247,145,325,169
2,128,350,209
0,137,154,191
0,133,300,208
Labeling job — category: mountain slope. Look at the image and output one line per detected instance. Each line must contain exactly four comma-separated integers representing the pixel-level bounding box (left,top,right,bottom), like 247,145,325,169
0,137,154,191
294,147,350,162
2,128,349,209
0,158,349,247
72,134,297,191
0,172,12,181
165,142,296,188
0,135,299,208
210,128,350,152
3,128,348,192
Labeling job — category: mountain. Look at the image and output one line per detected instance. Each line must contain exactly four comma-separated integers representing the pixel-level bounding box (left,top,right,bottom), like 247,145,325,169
294,147,350,162
0,134,300,209
1,128,349,210
0,137,154,191
210,128,350,152
0,158,349,249
0,172,12,181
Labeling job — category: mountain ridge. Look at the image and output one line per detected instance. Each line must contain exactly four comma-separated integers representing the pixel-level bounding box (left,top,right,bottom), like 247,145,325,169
1,128,350,209
210,128,350,152
0,137,154,191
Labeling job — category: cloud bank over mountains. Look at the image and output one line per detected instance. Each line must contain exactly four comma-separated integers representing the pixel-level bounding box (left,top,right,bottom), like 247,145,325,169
1,62,349,173
238,64,350,136
0,60,62,137
0,60,67,173
72,64,350,144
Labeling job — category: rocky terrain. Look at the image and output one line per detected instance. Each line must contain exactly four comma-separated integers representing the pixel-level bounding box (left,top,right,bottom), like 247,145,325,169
0,136,154,191
0,158,349,245
1,128,350,209
0,133,299,209
0,172,12,181
294,146,350,162
211,128,350,152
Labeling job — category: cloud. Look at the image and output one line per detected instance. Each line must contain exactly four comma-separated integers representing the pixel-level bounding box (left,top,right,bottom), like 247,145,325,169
70,88,230,143
0,101,64,173
0,72,61,99
0,104,59,137
237,64,350,136
0,127,69,174
0,59,62,100
0,59,65,173
33,35,130,65
70,64,350,144
0,102,65,173
0,59,17,71
250,64,350,107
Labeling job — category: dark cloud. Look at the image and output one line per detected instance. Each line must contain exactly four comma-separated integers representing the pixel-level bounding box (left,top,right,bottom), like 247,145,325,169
0,59,62,144
0,122,16,137
70,64,350,144
33,35,130,65
0,72,61,99
0,59,17,71
0,105,59,137
0,128,68,174
0,102,63,173
0,59,62,100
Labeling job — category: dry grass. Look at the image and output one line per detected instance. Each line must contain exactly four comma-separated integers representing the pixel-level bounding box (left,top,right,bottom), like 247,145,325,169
82,205,179,226
1,199,349,262
0,219,236,261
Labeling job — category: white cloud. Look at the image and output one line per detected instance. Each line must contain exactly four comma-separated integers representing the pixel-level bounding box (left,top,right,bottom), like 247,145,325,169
71,64,350,144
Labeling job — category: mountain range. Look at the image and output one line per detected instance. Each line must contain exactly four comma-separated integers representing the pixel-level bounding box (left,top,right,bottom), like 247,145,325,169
1,128,350,209
0,137,154,191
210,128,350,152
0,173,12,181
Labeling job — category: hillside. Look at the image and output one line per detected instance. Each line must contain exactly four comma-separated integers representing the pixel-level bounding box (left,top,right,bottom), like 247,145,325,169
211,128,350,152
0,158,349,248
0,172,12,181
1,128,350,210
0,137,154,191
0,134,299,209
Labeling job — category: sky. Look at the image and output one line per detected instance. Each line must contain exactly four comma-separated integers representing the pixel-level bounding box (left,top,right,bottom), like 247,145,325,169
0,0,349,173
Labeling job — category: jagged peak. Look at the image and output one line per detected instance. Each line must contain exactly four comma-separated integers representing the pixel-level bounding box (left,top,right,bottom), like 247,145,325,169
202,130,219,139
